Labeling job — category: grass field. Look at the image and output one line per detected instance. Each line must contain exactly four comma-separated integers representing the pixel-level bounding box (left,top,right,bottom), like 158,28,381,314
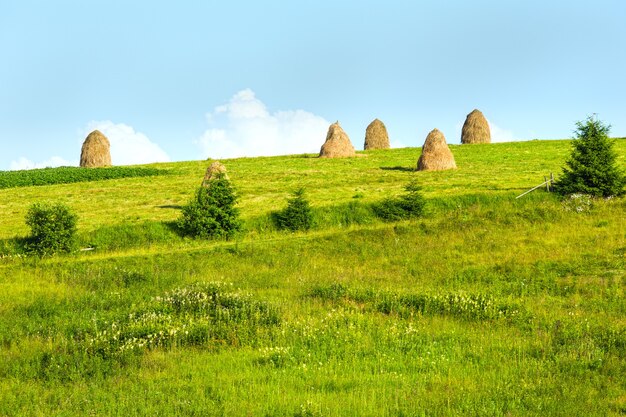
0,139,625,416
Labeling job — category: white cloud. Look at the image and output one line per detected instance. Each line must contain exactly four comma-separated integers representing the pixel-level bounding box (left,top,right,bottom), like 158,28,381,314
9,156,75,171
488,120,516,143
195,89,330,159
85,121,170,165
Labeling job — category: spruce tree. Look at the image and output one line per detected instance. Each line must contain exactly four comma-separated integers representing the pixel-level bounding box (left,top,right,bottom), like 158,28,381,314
273,188,313,232
555,116,625,197
177,173,241,239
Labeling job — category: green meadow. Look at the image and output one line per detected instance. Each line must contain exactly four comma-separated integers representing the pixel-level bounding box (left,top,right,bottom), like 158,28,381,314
0,139,625,416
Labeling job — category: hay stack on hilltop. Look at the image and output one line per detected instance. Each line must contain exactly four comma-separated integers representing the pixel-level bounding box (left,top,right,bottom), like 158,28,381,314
201,161,228,187
80,130,111,167
319,122,356,158
461,109,491,144
417,129,457,171
364,119,390,150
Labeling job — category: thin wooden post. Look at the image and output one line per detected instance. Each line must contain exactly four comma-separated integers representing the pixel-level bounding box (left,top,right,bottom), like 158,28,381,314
516,180,551,199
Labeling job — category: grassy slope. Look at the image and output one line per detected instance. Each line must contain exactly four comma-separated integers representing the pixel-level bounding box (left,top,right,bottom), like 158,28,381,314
0,140,581,238
0,139,625,416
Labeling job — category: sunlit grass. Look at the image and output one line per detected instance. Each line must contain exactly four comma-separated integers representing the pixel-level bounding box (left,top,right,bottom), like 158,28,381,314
0,139,624,416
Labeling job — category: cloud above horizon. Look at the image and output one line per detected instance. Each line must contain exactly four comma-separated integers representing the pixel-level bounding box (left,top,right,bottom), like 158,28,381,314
195,89,330,159
85,121,170,165
9,156,76,171
488,120,516,143
8,121,170,170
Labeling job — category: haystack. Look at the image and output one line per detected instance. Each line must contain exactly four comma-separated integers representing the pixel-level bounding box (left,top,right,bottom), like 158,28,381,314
80,130,111,167
417,129,457,171
319,122,356,158
461,109,491,144
201,161,228,187
364,119,390,150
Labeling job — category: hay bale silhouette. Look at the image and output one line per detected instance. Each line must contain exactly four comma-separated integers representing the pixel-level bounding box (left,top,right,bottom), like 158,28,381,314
202,161,228,187
461,109,491,144
80,130,111,167
364,118,390,150
417,129,457,171
319,121,356,158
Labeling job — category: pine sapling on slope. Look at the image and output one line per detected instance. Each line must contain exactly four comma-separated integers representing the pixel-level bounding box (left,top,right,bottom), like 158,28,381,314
555,116,626,197
372,181,426,221
273,188,313,232
177,173,241,239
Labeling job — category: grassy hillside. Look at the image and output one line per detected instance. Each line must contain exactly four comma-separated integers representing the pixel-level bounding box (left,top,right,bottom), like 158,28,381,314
0,139,625,416
0,140,587,238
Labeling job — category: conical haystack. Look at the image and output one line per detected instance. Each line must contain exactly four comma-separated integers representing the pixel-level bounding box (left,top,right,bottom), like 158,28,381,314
319,122,356,158
80,130,111,167
202,161,228,187
417,129,457,171
364,118,390,150
461,109,491,144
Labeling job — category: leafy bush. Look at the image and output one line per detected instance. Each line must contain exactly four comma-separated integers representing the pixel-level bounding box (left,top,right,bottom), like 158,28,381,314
273,188,313,232
0,166,166,189
25,202,78,255
177,174,241,239
372,181,426,221
554,116,626,197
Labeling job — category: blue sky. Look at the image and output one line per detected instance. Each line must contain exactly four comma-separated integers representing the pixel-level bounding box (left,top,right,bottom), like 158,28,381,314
1,0,625,170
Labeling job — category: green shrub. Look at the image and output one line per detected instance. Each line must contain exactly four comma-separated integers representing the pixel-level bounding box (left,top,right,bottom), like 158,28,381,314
272,188,313,232
25,202,78,255
177,174,241,239
554,116,626,197
372,181,426,221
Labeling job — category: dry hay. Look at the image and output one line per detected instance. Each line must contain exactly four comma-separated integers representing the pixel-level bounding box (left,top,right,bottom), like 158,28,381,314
364,118,390,150
80,130,111,167
319,121,356,158
461,109,491,144
417,128,457,171
202,161,228,187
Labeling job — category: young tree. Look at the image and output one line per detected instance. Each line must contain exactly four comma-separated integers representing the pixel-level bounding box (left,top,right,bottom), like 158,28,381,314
555,116,625,197
372,180,426,221
25,202,78,255
177,174,241,239
273,188,313,232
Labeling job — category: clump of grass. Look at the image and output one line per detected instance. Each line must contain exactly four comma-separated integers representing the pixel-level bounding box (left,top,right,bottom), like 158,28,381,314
308,284,527,322
308,282,349,300
80,221,179,251
315,200,375,228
